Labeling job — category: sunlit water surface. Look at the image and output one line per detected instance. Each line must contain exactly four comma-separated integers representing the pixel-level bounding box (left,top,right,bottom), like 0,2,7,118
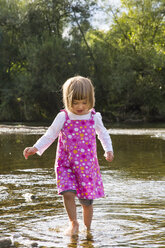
0,125,165,248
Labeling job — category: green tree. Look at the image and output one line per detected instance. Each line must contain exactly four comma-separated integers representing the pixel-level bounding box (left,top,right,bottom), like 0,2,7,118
0,0,25,120
1,0,165,122
87,0,165,121
0,0,98,121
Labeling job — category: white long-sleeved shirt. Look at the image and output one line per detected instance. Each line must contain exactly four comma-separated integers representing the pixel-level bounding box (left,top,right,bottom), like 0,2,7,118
34,111,113,156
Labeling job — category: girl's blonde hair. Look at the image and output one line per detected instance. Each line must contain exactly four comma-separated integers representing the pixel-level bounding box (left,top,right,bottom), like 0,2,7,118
62,76,95,111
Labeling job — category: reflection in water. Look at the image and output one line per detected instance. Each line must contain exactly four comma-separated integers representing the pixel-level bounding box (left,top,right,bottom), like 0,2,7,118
0,126,165,247
68,231,94,248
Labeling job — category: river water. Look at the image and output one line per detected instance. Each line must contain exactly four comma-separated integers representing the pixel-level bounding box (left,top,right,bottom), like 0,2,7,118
0,124,165,248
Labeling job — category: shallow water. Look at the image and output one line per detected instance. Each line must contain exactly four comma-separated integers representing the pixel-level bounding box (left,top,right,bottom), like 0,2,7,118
0,125,165,247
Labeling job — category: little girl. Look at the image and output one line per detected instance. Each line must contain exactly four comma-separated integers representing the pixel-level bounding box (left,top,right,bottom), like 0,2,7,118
23,76,114,236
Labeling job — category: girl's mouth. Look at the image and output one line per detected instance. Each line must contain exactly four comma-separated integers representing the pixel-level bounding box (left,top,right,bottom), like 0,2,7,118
76,110,85,114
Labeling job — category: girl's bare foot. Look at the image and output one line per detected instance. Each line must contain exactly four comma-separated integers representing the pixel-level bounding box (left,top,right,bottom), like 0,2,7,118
65,220,79,236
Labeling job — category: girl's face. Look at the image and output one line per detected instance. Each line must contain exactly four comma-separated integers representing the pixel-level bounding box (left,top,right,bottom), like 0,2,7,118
71,99,89,115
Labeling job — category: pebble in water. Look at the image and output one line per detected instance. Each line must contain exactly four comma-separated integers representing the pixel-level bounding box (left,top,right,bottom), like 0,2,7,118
22,193,36,202
0,238,12,248
31,242,39,247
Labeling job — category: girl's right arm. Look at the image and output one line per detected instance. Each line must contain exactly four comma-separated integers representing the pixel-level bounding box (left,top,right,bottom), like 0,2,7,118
23,112,65,158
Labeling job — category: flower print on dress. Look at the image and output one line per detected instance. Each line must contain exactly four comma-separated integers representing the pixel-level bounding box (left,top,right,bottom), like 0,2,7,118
81,120,86,125
89,119,95,126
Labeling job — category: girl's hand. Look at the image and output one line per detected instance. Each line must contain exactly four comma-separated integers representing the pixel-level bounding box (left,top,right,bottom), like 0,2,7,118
23,147,38,160
105,151,114,162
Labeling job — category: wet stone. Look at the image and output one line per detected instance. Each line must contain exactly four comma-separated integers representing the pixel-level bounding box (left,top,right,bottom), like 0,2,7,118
0,238,12,248
31,242,39,247
13,234,21,239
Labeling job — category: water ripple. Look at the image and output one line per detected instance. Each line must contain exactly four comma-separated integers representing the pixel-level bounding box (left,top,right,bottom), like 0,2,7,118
1,124,165,140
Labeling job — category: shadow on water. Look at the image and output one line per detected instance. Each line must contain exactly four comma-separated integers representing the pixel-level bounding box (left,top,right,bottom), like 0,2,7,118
0,125,165,247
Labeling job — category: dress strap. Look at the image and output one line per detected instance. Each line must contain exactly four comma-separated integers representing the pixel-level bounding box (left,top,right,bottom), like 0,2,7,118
91,108,96,115
60,109,69,120
90,108,96,120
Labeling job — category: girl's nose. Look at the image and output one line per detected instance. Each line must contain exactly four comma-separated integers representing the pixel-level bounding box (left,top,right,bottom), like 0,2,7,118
78,104,83,109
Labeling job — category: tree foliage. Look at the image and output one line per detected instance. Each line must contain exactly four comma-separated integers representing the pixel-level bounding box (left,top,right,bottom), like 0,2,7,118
88,0,165,121
0,0,165,122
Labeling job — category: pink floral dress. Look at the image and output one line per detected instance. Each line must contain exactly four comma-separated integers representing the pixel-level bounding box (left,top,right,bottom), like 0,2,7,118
55,109,105,199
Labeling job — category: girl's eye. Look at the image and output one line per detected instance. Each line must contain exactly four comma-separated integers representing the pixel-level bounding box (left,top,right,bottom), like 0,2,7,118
72,101,87,105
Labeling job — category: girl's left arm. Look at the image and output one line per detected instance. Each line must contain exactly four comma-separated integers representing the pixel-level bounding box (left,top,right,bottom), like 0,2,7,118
95,112,114,162
105,151,114,162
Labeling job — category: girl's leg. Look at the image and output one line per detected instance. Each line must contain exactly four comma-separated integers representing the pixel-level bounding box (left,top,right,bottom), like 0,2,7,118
82,204,93,230
63,191,79,235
